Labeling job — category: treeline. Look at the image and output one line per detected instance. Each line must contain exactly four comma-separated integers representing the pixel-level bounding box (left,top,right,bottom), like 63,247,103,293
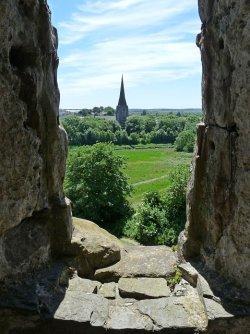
62,113,201,152
78,106,115,116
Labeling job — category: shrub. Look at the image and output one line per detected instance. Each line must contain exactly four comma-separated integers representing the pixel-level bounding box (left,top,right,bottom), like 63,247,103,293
65,143,133,231
167,267,182,289
123,166,190,246
175,129,196,152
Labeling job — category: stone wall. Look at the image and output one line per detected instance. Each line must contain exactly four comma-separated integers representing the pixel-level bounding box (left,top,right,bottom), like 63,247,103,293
0,0,72,280
182,0,250,289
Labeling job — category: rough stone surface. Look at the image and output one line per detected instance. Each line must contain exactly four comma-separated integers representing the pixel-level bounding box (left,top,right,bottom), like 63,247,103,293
1,261,249,333
0,0,72,280
107,304,154,331
197,274,221,303
54,273,207,332
182,0,250,290
54,291,110,327
98,282,117,299
67,275,101,294
136,291,207,331
118,277,171,299
95,246,178,282
173,279,192,297
178,263,198,287
66,218,122,278
204,298,233,321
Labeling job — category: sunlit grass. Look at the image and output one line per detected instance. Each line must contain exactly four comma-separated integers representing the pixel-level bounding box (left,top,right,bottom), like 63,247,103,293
115,146,192,206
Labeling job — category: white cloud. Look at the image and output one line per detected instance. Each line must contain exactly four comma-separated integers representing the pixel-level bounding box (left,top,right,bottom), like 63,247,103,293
60,0,198,45
56,0,201,107
59,34,201,98
79,0,146,12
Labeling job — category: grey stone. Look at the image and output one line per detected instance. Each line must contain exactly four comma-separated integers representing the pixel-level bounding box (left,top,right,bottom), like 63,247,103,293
182,0,250,290
173,279,190,297
136,293,207,331
107,304,154,331
0,217,50,279
197,274,221,303
54,291,109,327
66,218,123,278
67,276,101,294
118,277,171,299
98,282,117,299
95,246,178,282
0,0,72,279
178,262,198,287
204,298,233,321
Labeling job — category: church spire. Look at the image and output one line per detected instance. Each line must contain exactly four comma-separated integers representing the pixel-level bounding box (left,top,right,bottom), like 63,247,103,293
118,75,127,106
116,75,129,126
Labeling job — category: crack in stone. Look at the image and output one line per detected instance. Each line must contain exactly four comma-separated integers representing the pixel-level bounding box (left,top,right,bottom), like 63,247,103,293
204,123,238,134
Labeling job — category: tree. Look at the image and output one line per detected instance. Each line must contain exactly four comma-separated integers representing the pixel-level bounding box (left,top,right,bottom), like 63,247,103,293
78,109,91,116
175,130,196,152
93,106,101,115
115,130,129,145
129,133,140,145
144,117,156,133
65,143,132,230
123,166,190,246
84,128,99,145
104,106,115,116
125,116,143,135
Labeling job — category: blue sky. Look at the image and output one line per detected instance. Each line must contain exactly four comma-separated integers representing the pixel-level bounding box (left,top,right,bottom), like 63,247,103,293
47,0,202,109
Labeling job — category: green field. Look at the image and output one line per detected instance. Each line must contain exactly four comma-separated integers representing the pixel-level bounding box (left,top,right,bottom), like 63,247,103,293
115,146,193,206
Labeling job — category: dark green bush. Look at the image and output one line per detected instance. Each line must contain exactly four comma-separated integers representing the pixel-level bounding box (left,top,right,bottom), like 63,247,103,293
65,143,133,231
123,166,190,246
175,129,196,152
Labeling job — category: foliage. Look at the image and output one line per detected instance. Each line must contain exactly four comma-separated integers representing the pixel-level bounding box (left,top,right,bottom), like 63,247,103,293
163,165,190,238
167,267,182,289
122,165,190,246
65,143,133,231
93,106,103,115
78,108,92,116
175,129,196,152
104,106,115,115
61,113,201,150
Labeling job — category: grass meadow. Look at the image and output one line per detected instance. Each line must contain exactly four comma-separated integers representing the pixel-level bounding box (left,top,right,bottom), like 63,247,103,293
114,146,193,206
67,145,193,207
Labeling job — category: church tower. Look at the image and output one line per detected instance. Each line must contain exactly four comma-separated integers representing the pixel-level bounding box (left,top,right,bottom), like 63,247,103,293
116,75,129,126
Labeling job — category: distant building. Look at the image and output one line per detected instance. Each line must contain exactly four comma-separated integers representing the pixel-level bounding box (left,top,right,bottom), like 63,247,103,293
116,75,129,126
59,109,81,117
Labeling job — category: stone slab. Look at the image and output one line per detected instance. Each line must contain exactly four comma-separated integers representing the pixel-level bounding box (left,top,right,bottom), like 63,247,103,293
136,293,207,331
118,277,171,299
178,262,198,287
67,275,101,294
66,218,123,278
197,274,221,303
95,246,178,282
107,304,154,331
98,282,117,299
204,298,233,321
54,291,109,327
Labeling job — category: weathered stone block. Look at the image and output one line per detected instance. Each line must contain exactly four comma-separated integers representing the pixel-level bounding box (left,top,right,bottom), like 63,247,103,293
0,0,72,279
118,277,171,299
182,0,250,290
